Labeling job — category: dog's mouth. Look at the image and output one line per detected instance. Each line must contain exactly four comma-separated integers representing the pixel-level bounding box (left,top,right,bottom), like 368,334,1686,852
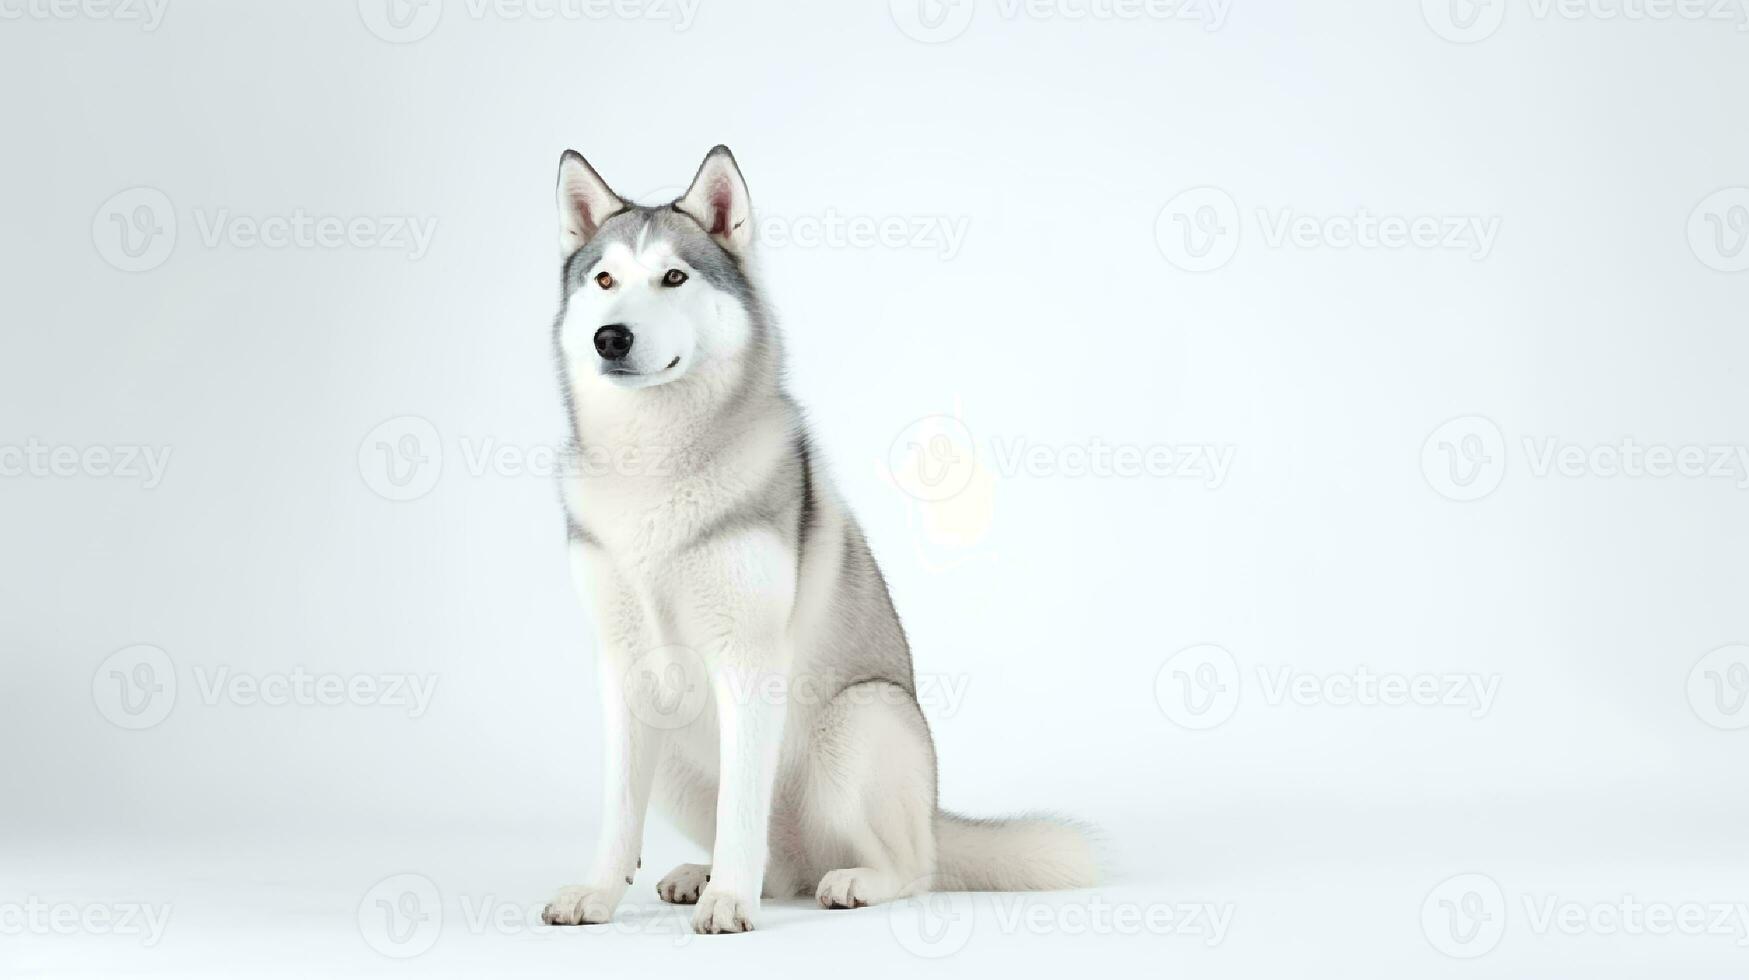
600,356,683,386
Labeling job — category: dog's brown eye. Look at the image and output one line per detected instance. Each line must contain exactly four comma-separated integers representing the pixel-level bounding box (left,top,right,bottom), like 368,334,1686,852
662,269,688,287
595,271,615,289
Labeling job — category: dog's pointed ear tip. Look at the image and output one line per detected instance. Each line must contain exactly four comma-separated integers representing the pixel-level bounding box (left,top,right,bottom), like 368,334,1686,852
558,149,599,177
705,144,740,166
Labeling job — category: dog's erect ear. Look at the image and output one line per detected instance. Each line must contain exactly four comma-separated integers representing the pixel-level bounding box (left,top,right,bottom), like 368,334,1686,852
556,150,626,259
675,145,752,257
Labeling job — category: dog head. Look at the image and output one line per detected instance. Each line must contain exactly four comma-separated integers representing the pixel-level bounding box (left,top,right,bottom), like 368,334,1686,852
552,146,759,393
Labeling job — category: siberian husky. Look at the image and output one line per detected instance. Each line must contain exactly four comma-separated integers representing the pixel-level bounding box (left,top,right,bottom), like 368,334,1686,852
540,146,1096,934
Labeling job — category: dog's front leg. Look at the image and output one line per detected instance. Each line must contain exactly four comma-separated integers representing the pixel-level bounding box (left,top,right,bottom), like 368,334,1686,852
688,532,795,935
542,654,662,926
691,663,785,934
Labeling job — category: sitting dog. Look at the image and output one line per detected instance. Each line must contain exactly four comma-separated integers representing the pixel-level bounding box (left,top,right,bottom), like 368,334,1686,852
541,146,1096,934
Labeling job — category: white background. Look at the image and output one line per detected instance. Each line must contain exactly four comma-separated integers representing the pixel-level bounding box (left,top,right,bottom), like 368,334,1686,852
2,0,1747,976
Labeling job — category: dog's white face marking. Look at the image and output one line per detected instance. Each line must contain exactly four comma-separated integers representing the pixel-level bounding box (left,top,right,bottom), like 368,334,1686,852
561,235,752,392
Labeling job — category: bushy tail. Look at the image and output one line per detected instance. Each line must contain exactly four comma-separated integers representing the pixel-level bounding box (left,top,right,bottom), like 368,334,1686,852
931,810,1099,891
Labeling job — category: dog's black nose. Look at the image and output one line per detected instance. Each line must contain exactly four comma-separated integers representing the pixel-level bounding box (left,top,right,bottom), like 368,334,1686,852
594,324,633,361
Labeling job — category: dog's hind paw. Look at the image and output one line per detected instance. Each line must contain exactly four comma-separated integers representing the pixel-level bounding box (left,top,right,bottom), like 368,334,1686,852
691,887,755,934
815,867,899,910
656,863,710,905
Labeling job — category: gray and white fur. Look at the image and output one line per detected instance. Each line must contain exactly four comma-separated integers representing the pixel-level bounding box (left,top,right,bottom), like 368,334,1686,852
540,146,1096,934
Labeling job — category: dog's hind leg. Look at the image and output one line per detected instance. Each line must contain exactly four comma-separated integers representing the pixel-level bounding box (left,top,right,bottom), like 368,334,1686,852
800,681,938,909
650,752,718,903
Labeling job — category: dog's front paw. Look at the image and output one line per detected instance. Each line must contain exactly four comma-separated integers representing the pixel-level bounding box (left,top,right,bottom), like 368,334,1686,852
542,885,621,926
691,887,755,934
